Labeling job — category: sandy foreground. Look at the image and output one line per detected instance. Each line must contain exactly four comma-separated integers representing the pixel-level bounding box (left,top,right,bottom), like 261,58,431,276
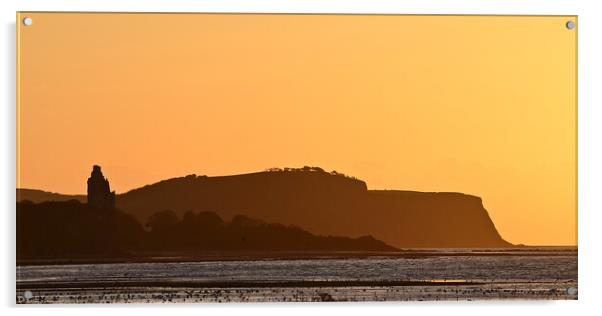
17,280,577,303
17,248,578,303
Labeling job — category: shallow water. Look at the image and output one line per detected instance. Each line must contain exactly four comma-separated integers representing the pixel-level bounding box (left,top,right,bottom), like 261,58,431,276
16,248,577,303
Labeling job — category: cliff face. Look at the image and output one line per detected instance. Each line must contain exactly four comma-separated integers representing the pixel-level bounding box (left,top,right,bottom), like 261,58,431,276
363,191,508,247
115,171,510,248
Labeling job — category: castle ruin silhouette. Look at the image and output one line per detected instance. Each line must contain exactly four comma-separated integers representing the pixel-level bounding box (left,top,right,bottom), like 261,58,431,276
87,165,115,210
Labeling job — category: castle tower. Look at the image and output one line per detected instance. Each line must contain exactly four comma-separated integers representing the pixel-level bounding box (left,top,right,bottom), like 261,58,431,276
87,165,116,210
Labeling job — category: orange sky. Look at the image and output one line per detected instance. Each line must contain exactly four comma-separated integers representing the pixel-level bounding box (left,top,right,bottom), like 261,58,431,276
17,13,577,246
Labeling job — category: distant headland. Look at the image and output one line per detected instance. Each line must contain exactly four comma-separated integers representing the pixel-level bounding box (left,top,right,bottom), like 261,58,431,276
17,165,512,255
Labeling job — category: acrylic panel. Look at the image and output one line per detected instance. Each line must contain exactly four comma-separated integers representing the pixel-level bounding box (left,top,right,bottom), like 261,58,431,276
16,12,577,303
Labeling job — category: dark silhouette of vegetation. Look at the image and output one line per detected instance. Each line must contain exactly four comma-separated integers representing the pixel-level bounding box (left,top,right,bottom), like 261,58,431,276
17,200,143,259
146,210,179,232
146,210,395,252
265,166,358,180
16,200,396,262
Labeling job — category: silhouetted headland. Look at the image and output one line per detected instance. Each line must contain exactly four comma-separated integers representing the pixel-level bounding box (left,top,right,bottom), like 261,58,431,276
17,165,398,264
17,165,512,252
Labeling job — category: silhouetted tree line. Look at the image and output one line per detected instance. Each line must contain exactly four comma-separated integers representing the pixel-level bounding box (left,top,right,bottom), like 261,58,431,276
17,200,395,261
264,166,358,180
17,200,144,259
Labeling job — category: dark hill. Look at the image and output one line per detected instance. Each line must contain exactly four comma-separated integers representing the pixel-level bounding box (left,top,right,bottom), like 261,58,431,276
17,188,85,203
119,170,510,248
17,169,512,248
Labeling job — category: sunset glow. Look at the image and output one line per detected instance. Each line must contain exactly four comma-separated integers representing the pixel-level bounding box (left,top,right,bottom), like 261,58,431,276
17,13,577,246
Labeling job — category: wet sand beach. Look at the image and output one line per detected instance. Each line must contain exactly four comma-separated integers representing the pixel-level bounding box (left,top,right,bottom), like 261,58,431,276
16,247,577,303
16,281,577,303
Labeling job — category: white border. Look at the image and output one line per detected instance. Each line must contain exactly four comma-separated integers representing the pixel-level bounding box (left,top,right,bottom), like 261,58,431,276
2,0,601,315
